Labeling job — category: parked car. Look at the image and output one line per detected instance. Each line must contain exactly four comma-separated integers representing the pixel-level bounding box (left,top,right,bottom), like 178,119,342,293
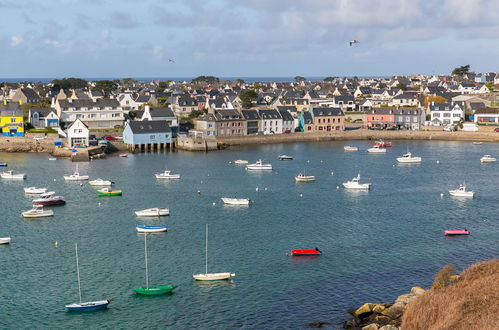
33,136,44,141
495,127,499,132
115,136,123,140
284,130,291,134
103,136,117,141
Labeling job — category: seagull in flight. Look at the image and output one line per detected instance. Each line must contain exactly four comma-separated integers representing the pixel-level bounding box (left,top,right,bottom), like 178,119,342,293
168,58,175,63
349,40,359,46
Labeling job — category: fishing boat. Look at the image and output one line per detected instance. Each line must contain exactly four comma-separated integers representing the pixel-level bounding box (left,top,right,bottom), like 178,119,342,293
0,162,7,167
119,153,128,158
136,225,168,233
33,192,66,206
444,229,470,236
295,173,316,182
344,146,358,151
278,154,293,160
472,142,483,145
24,187,48,194
367,145,386,153
49,157,57,160
97,188,122,196
0,237,11,244
66,243,112,311
64,165,89,181
89,179,113,186
245,159,272,170
22,205,54,218
155,170,181,179
448,184,474,198
374,140,392,148
396,152,422,163
343,174,371,190
135,208,170,217
1,170,26,179
289,248,321,256
134,233,176,295
480,155,496,163
220,198,251,205
193,224,235,281
233,160,249,165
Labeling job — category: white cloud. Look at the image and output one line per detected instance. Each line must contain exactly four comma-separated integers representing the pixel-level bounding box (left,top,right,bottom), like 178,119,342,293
10,35,22,47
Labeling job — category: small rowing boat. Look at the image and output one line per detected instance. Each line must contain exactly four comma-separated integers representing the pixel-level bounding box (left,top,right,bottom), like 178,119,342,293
135,225,168,233
97,188,122,196
444,229,470,236
289,248,321,256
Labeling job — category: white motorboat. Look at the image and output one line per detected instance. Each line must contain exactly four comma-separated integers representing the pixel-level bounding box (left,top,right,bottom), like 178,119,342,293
155,170,181,179
89,179,113,186
295,173,316,182
135,225,168,233
234,160,249,165
32,192,66,206
246,159,272,170
64,168,89,181
480,155,496,163
342,174,371,190
344,146,358,151
0,237,11,244
396,152,422,163
24,187,48,194
22,205,54,218
193,224,235,281
135,208,170,217
1,170,26,179
449,184,474,198
367,146,386,153
221,198,251,205
278,155,293,160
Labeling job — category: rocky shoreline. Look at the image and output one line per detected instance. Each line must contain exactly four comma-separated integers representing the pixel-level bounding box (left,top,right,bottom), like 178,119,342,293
341,286,426,330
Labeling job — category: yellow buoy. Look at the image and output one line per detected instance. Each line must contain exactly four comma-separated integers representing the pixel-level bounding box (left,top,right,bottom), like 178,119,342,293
54,241,59,247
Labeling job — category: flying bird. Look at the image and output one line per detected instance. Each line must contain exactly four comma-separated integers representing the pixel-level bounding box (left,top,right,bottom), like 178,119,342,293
349,40,359,46
168,58,175,63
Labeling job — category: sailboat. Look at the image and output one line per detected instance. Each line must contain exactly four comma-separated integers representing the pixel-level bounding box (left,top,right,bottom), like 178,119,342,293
134,233,176,295
65,243,111,311
193,224,235,281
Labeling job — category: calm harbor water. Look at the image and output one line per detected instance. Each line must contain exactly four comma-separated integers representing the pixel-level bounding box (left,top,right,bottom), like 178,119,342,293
1,141,498,329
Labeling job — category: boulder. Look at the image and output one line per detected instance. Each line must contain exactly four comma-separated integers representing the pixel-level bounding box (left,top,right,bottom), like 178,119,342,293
362,324,379,330
394,293,415,306
355,303,375,317
381,303,405,319
379,325,399,330
372,304,386,313
410,286,426,295
374,315,392,327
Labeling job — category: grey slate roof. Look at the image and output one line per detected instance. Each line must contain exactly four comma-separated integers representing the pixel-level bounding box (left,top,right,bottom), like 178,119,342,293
278,110,294,121
302,111,313,124
0,103,21,111
128,120,171,133
312,107,344,117
58,98,120,108
30,107,57,117
241,110,260,120
149,107,175,118
258,109,281,120
216,109,241,120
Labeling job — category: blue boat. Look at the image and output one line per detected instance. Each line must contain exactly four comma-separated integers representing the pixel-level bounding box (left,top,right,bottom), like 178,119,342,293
136,225,168,233
0,163,7,167
66,299,111,311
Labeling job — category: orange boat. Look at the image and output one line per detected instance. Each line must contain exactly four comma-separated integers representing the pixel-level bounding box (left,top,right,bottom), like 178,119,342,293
290,248,321,256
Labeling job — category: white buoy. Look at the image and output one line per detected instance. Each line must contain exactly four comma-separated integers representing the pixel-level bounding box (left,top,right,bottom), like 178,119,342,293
307,160,310,163
440,193,444,198
264,187,267,191
197,190,201,194
299,193,303,197
436,160,440,164
80,183,83,186
98,202,101,206
256,187,259,191
212,202,216,206
393,164,396,167
53,179,56,181
200,181,203,184
336,186,340,189
331,172,334,176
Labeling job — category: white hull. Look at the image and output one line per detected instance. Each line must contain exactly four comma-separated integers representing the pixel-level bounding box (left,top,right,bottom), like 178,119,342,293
1,172,26,179
89,179,113,186
295,175,315,182
136,227,167,233
343,182,371,189
193,272,235,281
155,174,181,179
480,156,496,163
24,187,48,194
397,157,422,163
135,208,170,216
0,237,11,244
64,175,89,181
246,165,272,170
22,209,54,218
344,146,358,151
65,300,110,310
278,155,293,160
234,160,248,165
367,147,386,153
449,191,474,197
221,198,250,205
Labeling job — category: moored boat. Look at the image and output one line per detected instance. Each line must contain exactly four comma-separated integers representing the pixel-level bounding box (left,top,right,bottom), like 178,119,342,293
344,146,358,151
221,198,251,205
33,192,66,206
97,188,122,196
374,140,392,147
396,152,422,163
278,154,293,160
24,187,48,194
448,184,474,198
89,179,113,186
480,155,496,163
119,153,128,158
135,208,170,217
1,170,26,179
136,225,168,233
246,159,272,170
343,174,371,189
234,160,249,165
367,145,386,153
295,173,316,182
0,162,7,167
155,170,181,179
444,229,470,236
22,205,54,218
290,248,321,256
64,172,89,181
0,237,11,244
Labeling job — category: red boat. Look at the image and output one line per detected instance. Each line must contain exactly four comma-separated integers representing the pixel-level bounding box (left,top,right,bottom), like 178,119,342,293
33,192,66,206
290,248,321,256
374,140,392,148
119,153,128,158
444,229,470,236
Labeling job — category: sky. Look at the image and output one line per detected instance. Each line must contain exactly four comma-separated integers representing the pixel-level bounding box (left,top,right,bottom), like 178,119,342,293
1,0,499,78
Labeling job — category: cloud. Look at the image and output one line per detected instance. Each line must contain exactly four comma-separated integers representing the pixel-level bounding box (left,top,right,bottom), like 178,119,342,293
109,11,139,29
10,35,23,47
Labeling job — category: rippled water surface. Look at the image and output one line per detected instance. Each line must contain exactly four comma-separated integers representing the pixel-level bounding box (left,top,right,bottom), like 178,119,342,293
1,141,498,329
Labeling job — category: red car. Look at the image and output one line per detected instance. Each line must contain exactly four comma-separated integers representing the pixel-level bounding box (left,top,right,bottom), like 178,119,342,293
103,136,117,141
495,128,499,132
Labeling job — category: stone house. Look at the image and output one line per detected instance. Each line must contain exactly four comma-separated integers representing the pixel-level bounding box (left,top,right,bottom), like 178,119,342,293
311,107,345,131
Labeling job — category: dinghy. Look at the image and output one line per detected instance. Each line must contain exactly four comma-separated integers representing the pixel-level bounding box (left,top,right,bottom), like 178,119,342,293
289,248,321,256
444,229,470,236
135,225,168,233
220,198,250,205
97,188,122,196
134,208,170,217
0,237,11,245
24,187,48,194
22,205,54,218
1,170,26,179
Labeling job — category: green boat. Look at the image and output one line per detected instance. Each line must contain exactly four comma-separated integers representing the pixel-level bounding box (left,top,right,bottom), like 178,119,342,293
97,188,122,196
135,233,176,296
134,285,177,296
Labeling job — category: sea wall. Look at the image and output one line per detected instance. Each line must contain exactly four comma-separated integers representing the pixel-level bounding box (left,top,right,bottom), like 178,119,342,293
0,137,55,153
217,130,499,147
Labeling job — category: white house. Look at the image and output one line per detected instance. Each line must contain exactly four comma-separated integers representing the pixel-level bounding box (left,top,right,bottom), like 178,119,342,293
66,119,89,147
388,93,419,107
55,98,125,128
278,109,295,133
474,107,499,126
258,109,283,134
117,93,138,111
429,102,464,126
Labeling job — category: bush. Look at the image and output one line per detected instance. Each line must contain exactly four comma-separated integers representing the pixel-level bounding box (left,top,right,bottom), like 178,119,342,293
28,128,57,134
432,265,456,289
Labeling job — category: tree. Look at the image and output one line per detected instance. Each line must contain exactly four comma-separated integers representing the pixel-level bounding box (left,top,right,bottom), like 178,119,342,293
92,80,119,95
452,65,470,76
294,76,306,83
323,77,336,82
235,78,245,85
191,76,219,84
122,78,136,89
51,78,87,92
423,95,448,107
485,82,494,92
240,89,258,108
397,82,407,91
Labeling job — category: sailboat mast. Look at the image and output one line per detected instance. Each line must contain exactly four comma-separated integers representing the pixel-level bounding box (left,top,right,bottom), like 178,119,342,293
75,243,82,303
205,223,208,274
144,233,149,289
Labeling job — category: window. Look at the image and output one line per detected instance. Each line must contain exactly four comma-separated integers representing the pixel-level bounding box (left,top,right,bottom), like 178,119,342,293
150,135,156,140
10,118,15,123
